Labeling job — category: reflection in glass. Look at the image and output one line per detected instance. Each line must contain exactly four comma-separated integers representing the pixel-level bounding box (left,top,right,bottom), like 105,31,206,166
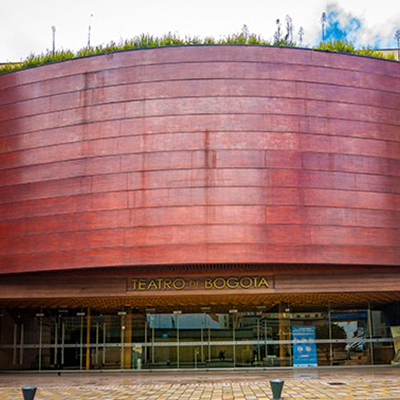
0,304,398,370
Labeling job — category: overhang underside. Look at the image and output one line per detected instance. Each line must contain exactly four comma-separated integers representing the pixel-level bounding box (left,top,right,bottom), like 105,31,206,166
1,291,400,312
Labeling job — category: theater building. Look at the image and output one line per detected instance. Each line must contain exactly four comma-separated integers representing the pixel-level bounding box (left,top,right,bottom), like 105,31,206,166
0,46,399,371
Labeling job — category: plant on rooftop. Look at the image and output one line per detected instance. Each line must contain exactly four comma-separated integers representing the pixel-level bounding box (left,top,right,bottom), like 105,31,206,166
314,39,396,60
0,33,396,75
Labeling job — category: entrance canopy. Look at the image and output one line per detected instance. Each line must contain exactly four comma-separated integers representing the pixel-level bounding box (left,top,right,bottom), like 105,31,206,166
1,291,400,312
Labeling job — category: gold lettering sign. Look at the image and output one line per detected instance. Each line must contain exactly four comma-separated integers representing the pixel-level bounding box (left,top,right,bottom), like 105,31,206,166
127,276,273,292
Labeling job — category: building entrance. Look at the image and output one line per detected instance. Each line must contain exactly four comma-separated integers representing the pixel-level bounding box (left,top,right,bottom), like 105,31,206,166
0,303,397,370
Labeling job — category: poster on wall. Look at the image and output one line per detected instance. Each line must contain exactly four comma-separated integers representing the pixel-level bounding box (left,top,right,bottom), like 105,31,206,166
292,326,318,367
390,326,400,365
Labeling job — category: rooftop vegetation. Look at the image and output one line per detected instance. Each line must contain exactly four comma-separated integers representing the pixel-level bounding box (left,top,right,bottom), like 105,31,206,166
0,32,397,75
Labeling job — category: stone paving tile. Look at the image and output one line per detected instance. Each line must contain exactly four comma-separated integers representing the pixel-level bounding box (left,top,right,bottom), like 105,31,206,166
2,370,400,400
3,381,400,400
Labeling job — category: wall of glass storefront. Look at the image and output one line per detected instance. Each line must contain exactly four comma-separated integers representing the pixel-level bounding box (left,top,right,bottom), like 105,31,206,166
0,304,398,370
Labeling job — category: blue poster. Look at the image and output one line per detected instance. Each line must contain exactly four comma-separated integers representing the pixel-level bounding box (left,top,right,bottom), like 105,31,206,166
292,326,318,367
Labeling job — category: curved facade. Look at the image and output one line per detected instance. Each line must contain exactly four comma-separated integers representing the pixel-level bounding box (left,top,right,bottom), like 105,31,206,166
1,46,400,371
0,46,400,274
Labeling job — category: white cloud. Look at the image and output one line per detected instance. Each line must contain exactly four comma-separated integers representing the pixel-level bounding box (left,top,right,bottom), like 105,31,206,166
324,1,400,47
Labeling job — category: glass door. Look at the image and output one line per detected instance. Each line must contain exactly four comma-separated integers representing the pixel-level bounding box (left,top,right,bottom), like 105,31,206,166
330,310,370,366
1,304,398,370
145,312,178,368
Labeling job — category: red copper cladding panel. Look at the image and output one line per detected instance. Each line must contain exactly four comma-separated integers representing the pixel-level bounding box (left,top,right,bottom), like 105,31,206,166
0,46,400,274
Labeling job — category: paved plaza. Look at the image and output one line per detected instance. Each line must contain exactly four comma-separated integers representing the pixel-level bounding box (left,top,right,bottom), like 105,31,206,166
1,368,400,400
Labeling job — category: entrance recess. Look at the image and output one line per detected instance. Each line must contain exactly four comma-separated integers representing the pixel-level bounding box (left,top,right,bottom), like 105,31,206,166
0,303,397,370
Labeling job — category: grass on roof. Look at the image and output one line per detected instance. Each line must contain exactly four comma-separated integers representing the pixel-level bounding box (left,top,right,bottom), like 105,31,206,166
0,33,397,75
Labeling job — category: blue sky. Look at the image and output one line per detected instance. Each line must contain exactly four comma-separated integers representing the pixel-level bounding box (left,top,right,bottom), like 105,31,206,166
1,0,399,62
325,5,363,42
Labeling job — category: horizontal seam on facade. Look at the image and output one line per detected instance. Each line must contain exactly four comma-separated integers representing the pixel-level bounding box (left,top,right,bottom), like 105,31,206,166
2,76,400,114
0,181,400,198
1,165,400,190
1,203,400,223
1,205,400,225
1,56,400,94
0,223,399,242
2,146,400,174
1,78,400,121
2,127,400,156
1,94,400,127
1,179,400,205
1,242,399,260
1,111,400,140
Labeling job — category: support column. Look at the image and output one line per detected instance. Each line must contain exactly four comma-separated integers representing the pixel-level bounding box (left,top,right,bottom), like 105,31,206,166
328,309,333,366
124,308,132,369
85,308,91,370
368,306,374,365
278,303,290,366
